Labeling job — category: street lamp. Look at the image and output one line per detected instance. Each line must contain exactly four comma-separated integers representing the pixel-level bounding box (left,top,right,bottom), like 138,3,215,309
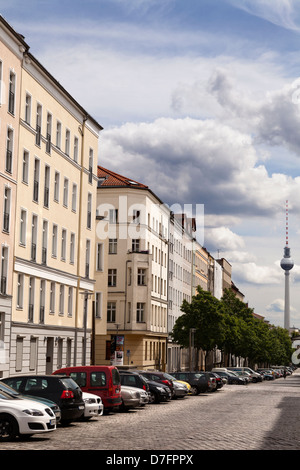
189,328,196,370
79,290,93,365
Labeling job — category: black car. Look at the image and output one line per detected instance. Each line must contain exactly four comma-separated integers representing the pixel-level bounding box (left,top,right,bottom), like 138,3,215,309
1,375,85,424
172,371,213,395
0,380,61,423
213,371,247,385
136,370,175,397
119,370,171,404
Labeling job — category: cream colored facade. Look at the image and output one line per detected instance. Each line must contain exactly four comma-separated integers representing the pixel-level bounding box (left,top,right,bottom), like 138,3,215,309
0,18,25,376
95,174,170,370
167,213,193,372
0,17,102,375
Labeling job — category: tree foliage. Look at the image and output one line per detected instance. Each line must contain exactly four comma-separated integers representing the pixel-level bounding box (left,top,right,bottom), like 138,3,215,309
171,287,293,367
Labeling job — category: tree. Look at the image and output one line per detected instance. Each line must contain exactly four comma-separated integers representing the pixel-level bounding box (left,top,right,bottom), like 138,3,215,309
171,287,225,369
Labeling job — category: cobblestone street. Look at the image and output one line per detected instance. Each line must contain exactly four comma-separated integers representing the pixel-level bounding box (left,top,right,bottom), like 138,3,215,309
1,371,300,452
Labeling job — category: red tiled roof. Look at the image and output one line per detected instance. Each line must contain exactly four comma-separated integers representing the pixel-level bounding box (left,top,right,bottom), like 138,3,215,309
97,166,148,189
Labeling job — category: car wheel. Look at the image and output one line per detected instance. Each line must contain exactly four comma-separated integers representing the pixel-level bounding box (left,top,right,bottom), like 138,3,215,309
0,414,19,441
190,386,199,396
149,392,158,404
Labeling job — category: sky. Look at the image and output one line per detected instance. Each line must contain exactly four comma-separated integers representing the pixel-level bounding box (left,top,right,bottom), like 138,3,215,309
2,0,300,328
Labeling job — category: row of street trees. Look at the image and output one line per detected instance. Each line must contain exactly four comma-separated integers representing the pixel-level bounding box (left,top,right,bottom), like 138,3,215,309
171,287,293,370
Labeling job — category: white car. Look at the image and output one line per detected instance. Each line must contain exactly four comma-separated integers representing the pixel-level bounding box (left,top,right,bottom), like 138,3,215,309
0,391,56,440
81,392,104,420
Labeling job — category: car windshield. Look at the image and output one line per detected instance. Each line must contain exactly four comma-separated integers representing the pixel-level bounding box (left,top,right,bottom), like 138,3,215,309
0,381,20,397
0,390,19,400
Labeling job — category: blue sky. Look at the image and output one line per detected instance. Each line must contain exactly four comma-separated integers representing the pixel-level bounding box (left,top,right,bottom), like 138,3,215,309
3,0,300,328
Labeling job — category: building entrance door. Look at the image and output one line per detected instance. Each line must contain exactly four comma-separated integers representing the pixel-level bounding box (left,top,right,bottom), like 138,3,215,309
46,337,54,374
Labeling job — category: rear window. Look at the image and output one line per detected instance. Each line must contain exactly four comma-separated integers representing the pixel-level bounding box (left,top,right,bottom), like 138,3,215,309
60,377,80,390
112,369,120,385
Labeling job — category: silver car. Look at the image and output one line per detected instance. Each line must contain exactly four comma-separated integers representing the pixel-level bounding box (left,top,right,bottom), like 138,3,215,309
119,385,142,411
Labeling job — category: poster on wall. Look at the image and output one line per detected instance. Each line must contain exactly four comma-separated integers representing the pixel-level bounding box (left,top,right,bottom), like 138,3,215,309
110,335,124,366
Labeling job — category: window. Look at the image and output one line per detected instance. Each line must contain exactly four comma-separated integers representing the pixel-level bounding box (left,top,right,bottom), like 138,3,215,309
17,274,24,309
70,233,75,264
54,172,60,202
108,269,117,287
42,220,48,264
72,184,77,212
3,186,11,233
25,93,31,124
132,239,140,252
96,243,103,271
87,193,92,228
109,209,118,223
8,71,16,115
137,268,146,286
52,224,58,257
73,136,79,162
20,209,27,246
59,284,64,314
46,113,52,153
6,127,13,173
31,215,37,261
88,149,93,183
95,292,102,318
28,277,35,322
22,150,29,183
56,121,62,148
61,229,67,261
65,129,70,156
107,302,116,322
50,282,55,313
109,239,117,254
33,158,40,202
133,210,140,224
68,287,73,316
63,178,69,207
36,104,42,146
136,303,145,322
39,280,45,324
44,165,50,208
85,240,90,278
0,246,8,295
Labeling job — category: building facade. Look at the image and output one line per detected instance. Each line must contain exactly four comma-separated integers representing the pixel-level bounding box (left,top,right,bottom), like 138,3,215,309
0,17,102,376
0,18,25,376
95,167,170,370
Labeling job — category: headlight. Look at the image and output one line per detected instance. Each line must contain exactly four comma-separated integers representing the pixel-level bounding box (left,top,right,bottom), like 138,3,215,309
84,398,96,404
156,387,165,392
22,409,44,416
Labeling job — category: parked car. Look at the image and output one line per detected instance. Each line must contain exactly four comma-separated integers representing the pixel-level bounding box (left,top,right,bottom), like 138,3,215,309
119,370,171,404
0,380,61,424
211,369,247,385
257,370,275,381
227,367,263,383
136,370,175,396
1,375,85,424
172,372,213,395
81,392,104,420
53,366,122,412
119,385,142,411
208,372,225,390
0,388,56,441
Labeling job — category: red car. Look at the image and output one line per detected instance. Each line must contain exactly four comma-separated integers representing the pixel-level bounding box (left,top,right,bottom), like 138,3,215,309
53,366,122,411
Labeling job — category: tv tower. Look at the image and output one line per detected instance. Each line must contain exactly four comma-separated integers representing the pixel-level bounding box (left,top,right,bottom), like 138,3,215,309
280,200,294,331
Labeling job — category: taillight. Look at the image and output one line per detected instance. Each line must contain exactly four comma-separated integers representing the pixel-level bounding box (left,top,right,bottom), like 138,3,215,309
143,385,146,391
108,376,113,395
162,380,172,387
61,390,74,399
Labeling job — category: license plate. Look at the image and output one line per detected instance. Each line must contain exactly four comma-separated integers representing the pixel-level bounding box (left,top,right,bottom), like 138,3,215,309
50,419,55,426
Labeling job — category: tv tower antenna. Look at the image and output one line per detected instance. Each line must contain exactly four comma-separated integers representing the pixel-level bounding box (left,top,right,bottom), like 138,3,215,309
280,200,294,331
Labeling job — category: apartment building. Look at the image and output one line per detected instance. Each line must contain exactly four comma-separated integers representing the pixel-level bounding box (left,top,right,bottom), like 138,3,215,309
0,17,103,375
0,19,26,376
167,213,194,372
95,166,170,370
